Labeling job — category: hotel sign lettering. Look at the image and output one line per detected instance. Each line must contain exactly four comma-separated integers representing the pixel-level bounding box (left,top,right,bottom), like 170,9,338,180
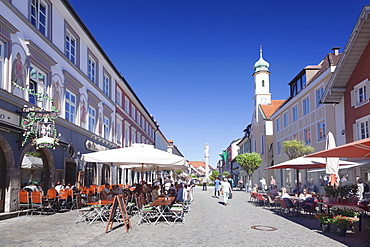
0,108,20,127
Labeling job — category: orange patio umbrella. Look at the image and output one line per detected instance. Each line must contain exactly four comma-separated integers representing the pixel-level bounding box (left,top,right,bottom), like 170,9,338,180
307,137,370,158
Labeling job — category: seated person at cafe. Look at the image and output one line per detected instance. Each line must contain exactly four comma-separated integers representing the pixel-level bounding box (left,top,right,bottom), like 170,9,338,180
269,185,279,198
24,182,38,193
111,184,123,195
175,184,185,203
251,184,258,193
151,185,160,201
280,187,291,199
299,188,312,200
100,183,114,200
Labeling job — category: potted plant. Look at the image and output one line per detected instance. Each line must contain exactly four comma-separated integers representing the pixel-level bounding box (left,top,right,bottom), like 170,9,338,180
332,215,355,237
331,205,364,217
315,213,333,232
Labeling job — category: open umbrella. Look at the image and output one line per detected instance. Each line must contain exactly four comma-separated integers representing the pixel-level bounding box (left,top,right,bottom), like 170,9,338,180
326,131,339,186
307,137,370,158
81,144,187,179
21,154,43,169
266,156,359,193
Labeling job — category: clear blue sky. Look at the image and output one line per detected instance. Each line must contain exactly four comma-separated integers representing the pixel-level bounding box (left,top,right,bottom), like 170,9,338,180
68,0,367,168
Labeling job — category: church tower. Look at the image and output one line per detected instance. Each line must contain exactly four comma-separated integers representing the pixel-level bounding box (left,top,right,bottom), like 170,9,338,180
253,46,271,121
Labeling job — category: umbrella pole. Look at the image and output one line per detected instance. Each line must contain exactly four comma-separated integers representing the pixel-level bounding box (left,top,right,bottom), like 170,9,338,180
296,169,299,194
141,163,144,182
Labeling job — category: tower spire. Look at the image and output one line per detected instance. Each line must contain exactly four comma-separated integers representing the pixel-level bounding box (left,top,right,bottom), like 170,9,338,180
260,45,263,58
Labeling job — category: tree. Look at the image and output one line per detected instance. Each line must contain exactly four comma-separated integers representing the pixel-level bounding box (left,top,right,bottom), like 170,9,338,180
222,171,230,177
283,140,314,159
236,152,262,191
209,170,220,181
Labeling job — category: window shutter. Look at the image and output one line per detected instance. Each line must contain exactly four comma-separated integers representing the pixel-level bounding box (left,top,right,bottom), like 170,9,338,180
350,89,356,107
366,80,370,101
353,123,358,141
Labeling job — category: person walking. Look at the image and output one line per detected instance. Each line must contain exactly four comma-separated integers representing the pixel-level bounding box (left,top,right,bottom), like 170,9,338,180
270,176,276,190
213,177,221,198
202,177,207,191
260,176,267,192
221,177,232,206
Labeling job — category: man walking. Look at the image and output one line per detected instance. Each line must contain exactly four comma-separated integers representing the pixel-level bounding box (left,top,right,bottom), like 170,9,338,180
202,177,207,191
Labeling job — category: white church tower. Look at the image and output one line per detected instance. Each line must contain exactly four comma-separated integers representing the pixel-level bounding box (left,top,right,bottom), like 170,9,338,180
253,46,271,121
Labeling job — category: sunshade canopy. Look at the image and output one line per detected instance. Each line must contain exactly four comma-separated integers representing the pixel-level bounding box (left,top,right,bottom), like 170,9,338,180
81,144,187,171
266,156,360,170
22,154,43,169
307,138,370,158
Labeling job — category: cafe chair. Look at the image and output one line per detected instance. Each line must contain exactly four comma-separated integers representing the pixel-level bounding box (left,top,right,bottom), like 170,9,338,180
75,207,93,224
138,205,156,225
57,189,70,211
280,198,296,216
30,190,45,216
170,205,185,224
18,189,31,217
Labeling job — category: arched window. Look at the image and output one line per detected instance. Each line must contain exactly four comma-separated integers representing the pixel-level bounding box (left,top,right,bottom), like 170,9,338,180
262,80,265,87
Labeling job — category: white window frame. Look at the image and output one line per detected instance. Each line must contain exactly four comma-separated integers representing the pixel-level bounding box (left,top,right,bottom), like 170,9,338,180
356,116,370,140
116,87,122,107
88,106,96,133
131,104,136,121
277,141,282,155
304,128,311,144
131,129,136,144
351,79,369,108
276,118,281,132
88,55,96,83
116,119,122,145
124,124,130,147
103,116,109,140
316,86,324,107
124,96,130,113
283,112,289,127
29,65,47,108
303,97,310,116
0,41,4,88
317,121,326,141
30,0,48,36
65,89,76,123
66,29,77,65
292,105,298,122
103,73,110,97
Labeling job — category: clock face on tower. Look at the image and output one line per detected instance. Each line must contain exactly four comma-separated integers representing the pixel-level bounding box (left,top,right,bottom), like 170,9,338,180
261,97,267,104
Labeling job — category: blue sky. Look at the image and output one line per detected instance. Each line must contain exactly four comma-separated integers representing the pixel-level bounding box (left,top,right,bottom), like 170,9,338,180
68,0,367,168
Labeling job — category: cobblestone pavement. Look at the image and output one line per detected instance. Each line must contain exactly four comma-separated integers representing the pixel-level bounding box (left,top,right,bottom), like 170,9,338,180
0,187,369,247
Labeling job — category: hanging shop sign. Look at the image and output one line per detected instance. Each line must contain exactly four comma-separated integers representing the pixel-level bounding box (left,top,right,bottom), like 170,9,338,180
21,106,60,149
85,140,109,152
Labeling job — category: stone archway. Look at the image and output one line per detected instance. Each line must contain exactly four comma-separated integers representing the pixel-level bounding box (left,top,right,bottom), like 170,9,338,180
0,133,16,212
19,143,55,190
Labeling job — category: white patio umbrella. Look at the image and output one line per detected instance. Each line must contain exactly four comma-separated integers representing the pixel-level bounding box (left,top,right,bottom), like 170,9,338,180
22,154,43,169
326,131,339,186
81,144,187,178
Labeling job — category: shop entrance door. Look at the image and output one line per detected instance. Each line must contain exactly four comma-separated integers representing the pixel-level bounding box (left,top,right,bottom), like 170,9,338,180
65,162,76,185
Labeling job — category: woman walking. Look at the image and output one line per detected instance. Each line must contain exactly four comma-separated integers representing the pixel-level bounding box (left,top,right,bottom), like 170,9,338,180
221,177,232,206
214,177,221,198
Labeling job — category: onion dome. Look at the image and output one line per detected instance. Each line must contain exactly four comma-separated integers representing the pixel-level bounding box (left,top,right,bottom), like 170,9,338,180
254,46,269,72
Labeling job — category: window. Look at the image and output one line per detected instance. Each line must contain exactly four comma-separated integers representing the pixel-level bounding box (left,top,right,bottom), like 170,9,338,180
124,96,129,113
292,106,298,122
303,97,310,115
283,112,289,127
131,129,136,144
88,106,96,133
292,133,297,140
260,134,264,154
351,79,369,107
317,121,326,141
316,87,324,107
116,120,122,145
358,119,369,140
137,112,141,126
116,87,122,107
88,55,96,83
276,118,281,132
103,116,109,139
124,125,130,147
0,41,4,86
66,30,77,64
103,73,110,97
29,65,46,108
131,105,136,121
30,0,48,36
65,89,76,123
277,141,282,155
304,128,311,144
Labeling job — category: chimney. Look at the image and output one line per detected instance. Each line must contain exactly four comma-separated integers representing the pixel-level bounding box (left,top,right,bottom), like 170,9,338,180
332,47,340,55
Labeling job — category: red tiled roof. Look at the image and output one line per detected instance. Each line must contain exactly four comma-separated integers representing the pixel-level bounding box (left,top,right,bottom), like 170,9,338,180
260,100,285,119
188,161,206,168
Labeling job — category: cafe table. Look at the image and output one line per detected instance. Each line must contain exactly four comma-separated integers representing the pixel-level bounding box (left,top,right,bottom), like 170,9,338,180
150,197,175,225
86,199,113,225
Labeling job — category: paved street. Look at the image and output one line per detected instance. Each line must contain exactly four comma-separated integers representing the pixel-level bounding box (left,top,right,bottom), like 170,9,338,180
0,187,368,247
